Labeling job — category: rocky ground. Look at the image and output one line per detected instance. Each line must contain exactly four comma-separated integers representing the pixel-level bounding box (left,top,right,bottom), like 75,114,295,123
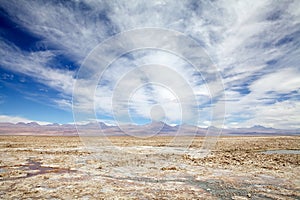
0,136,299,199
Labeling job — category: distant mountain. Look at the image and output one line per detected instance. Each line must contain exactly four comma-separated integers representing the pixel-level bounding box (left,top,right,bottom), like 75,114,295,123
45,123,60,127
27,122,40,127
0,121,299,136
0,122,14,127
225,125,299,135
16,122,27,126
251,125,265,129
143,121,176,132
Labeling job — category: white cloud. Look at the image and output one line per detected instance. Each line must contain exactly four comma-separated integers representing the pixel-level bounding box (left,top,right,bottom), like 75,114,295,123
0,0,114,61
250,68,300,94
0,115,51,125
224,67,300,129
226,100,300,129
0,41,75,95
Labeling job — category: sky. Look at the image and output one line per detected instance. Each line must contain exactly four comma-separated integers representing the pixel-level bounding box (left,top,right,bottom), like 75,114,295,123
0,0,299,129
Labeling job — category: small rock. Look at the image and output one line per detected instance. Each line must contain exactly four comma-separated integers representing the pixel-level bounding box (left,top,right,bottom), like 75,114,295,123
161,166,177,171
247,193,251,198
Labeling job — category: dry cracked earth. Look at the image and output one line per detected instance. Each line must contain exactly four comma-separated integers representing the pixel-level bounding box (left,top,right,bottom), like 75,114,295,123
0,136,299,199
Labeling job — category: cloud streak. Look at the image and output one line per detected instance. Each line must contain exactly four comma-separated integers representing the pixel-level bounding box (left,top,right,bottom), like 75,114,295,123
0,115,51,125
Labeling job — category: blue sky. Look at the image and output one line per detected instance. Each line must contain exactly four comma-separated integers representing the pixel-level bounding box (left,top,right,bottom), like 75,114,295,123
0,0,299,128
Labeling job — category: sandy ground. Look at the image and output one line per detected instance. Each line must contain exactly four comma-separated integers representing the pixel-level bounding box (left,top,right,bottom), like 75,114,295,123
0,136,299,199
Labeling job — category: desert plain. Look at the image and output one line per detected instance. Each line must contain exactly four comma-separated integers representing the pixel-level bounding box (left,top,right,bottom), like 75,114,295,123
0,135,299,199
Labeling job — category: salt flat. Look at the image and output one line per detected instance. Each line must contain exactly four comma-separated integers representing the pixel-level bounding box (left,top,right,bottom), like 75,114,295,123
0,136,299,199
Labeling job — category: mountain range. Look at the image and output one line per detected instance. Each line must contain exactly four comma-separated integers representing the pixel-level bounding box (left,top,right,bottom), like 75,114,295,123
0,121,299,136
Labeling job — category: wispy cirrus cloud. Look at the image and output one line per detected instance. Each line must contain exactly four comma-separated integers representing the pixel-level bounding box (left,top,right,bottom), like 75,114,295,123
0,0,116,61
0,40,75,94
0,0,299,128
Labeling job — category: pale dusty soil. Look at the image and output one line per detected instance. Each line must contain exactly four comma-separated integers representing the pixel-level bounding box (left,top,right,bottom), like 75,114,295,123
0,136,299,199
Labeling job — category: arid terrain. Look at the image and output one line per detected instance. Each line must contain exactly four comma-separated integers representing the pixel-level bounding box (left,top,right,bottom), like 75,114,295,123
0,136,299,199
